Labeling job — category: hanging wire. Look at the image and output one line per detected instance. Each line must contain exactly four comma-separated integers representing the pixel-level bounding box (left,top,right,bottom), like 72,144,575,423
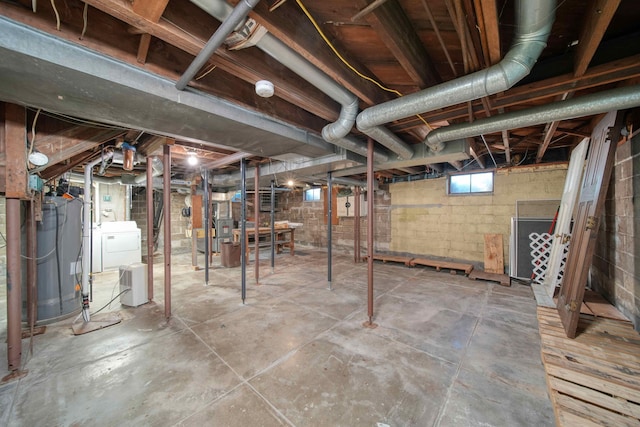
295,0,433,130
480,134,498,168
80,3,89,40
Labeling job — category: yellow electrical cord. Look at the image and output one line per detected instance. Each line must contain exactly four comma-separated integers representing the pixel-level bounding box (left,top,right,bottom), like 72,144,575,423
295,0,433,130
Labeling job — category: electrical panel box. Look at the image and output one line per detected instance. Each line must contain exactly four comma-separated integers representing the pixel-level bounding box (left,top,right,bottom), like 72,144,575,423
119,263,147,307
337,194,367,217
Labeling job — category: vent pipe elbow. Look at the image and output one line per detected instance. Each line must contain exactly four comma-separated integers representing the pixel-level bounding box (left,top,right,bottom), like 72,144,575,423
322,97,359,142
356,0,555,133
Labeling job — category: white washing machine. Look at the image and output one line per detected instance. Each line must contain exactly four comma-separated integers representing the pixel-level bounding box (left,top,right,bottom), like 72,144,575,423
100,221,142,271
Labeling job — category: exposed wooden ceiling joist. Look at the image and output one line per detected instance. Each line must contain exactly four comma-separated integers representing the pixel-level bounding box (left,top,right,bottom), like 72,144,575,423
574,0,622,78
357,0,441,88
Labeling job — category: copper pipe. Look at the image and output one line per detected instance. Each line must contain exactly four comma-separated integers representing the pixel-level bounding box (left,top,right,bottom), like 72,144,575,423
254,164,260,285
146,155,154,301
367,138,374,325
354,186,361,263
6,198,22,371
163,145,171,319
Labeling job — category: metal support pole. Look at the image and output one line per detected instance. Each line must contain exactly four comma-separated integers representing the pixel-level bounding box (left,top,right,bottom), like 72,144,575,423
26,200,37,332
204,169,210,286
146,156,154,301
254,164,260,285
327,171,333,289
365,138,377,328
354,186,361,263
240,159,247,303
163,145,172,319
208,183,213,265
270,180,275,272
6,198,22,372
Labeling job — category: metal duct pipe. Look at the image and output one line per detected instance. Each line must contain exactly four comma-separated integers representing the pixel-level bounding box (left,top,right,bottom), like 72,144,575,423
425,85,640,145
190,0,399,159
134,156,163,184
334,135,390,163
356,0,556,152
176,0,260,90
82,151,115,322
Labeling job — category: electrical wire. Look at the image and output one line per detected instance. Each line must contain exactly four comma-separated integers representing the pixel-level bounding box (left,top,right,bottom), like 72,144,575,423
28,108,41,158
195,64,217,80
294,0,433,131
80,2,88,40
480,134,498,168
20,199,69,261
50,0,60,30
91,288,130,316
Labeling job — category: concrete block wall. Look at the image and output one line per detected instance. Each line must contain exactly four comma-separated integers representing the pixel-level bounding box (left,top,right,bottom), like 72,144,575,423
131,189,192,257
592,136,640,331
389,164,568,269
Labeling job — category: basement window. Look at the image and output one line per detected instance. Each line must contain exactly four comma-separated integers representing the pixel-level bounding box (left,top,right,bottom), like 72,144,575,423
448,172,494,195
304,187,321,202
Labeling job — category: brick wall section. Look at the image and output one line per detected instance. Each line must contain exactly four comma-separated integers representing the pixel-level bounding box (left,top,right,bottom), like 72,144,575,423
592,136,640,331
277,188,391,253
389,164,567,269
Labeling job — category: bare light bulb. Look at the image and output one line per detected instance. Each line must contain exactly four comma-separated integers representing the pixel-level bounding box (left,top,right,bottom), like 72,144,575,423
287,180,294,187
187,153,198,166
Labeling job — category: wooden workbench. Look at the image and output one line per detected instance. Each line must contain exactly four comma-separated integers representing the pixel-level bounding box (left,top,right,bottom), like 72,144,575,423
232,227,295,258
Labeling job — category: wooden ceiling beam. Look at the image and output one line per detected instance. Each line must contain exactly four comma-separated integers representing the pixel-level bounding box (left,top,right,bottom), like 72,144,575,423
536,120,561,163
39,150,98,181
574,0,621,78
83,0,339,122
33,126,127,171
473,0,500,65
132,0,170,23
356,0,441,88
136,33,152,64
247,0,390,106
557,127,591,138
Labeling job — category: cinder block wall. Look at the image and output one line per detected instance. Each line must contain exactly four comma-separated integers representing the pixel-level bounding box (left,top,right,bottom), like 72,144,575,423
389,164,567,269
592,136,640,330
131,188,191,257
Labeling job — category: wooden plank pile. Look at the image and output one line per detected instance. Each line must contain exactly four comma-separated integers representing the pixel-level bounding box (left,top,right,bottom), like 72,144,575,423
537,306,640,426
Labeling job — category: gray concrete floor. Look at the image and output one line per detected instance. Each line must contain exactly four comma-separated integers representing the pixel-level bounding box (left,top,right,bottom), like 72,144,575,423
1,249,554,426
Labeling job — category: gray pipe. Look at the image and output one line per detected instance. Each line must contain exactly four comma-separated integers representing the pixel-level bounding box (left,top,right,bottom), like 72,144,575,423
82,151,114,322
356,0,556,152
190,0,397,159
425,85,640,146
176,0,260,91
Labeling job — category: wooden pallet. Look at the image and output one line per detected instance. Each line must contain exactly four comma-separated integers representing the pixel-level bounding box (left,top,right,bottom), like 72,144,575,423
468,270,510,286
372,254,414,266
409,258,474,275
537,306,640,426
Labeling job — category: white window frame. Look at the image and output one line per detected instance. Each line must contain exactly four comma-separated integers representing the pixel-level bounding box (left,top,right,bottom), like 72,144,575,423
448,171,494,195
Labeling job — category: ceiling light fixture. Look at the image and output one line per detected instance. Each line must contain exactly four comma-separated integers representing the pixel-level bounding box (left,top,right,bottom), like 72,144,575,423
187,152,199,166
28,151,49,166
